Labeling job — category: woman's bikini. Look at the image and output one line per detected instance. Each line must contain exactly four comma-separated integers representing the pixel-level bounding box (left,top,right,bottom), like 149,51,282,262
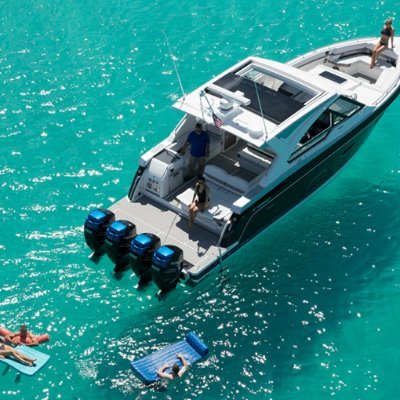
380,26,392,45
196,186,207,204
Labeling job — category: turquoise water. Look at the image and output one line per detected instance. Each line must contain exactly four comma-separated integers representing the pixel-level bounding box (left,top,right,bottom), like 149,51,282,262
1,1,400,399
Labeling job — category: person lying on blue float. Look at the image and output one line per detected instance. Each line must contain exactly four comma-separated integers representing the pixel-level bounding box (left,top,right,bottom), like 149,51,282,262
157,353,189,380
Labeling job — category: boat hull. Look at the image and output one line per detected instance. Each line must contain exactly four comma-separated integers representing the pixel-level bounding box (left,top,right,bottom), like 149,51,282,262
223,117,379,247
188,89,399,283
117,40,400,287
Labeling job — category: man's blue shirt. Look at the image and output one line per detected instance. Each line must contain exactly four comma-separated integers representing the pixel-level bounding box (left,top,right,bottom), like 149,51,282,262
187,130,210,157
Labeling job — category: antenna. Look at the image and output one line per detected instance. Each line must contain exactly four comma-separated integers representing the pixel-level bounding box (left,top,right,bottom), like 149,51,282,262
199,91,206,121
162,29,186,100
253,81,268,138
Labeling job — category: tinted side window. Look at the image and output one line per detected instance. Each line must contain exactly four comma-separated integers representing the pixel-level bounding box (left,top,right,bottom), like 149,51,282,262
288,97,363,162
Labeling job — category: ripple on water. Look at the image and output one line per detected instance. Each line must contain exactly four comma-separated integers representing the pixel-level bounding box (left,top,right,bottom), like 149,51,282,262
2,1,400,399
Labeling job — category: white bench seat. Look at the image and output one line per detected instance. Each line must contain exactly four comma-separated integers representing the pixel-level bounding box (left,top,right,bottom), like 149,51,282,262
176,182,235,224
237,147,272,175
203,164,250,193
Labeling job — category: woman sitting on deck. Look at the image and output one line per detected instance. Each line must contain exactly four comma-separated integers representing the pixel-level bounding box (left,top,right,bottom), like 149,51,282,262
370,18,395,68
188,177,210,229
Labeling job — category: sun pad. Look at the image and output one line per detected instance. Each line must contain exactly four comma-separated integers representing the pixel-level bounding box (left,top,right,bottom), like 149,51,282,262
0,344,50,376
130,332,208,384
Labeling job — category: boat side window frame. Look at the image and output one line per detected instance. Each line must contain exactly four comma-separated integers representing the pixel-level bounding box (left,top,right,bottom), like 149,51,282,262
288,96,364,162
288,111,333,162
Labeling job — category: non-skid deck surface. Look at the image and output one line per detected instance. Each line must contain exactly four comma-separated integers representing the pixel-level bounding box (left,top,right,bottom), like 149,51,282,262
109,196,222,269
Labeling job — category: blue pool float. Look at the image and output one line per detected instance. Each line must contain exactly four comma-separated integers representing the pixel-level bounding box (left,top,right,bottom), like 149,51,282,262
0,344,50,376
130,331,209,384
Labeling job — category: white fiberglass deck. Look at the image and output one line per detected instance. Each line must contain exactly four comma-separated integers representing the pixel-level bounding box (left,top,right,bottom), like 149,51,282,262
109,196,223,272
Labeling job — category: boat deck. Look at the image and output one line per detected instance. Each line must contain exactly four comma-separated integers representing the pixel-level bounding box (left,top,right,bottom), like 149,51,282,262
109,196,223,271
292,38,400,106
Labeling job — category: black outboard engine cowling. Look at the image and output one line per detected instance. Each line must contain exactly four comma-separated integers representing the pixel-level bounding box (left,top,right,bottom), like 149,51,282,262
151,245,184,294
129,233,161,284
84,209,115,255
105,220,136,270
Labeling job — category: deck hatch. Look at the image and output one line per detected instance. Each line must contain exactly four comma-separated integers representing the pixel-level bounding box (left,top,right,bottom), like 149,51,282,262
319,70,347,84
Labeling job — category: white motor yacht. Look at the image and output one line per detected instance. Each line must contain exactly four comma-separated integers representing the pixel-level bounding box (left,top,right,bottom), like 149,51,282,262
84,38,400,293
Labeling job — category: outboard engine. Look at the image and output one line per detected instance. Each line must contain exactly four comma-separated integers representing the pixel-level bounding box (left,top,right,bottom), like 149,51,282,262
84,209,115,256
129,233,161,285
105,220,136,270
151,245,184,294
